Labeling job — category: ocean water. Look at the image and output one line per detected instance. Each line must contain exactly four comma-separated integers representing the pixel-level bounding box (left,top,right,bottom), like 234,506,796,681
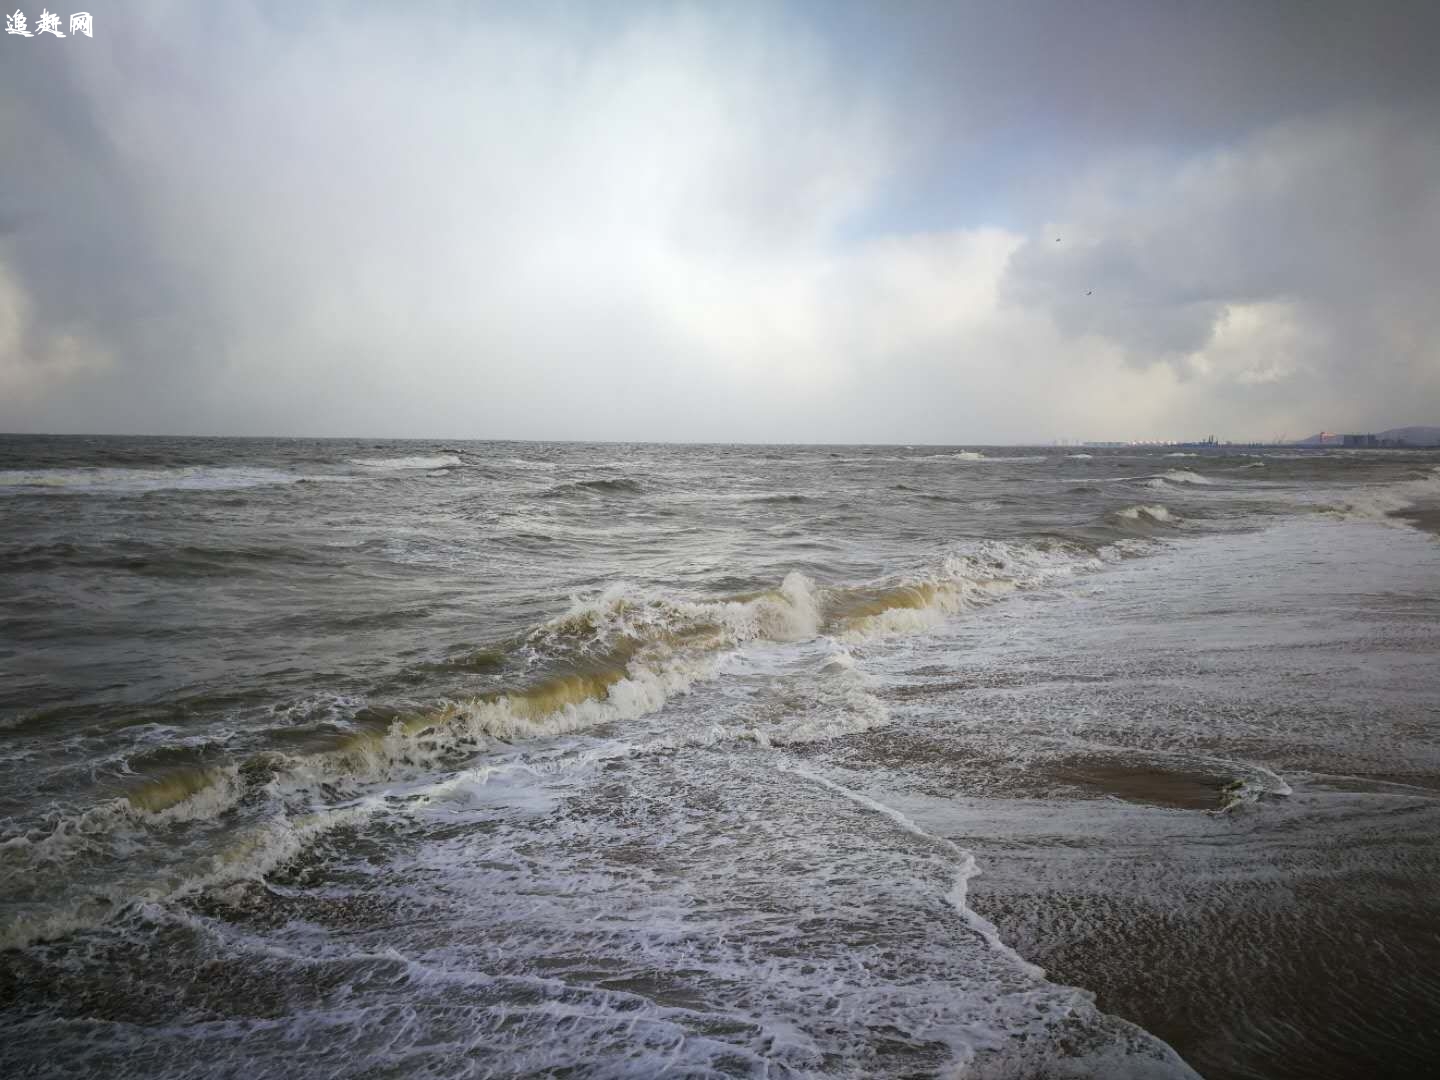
1,435,1437,1079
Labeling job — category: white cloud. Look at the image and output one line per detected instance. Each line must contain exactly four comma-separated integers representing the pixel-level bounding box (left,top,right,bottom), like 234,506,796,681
1,4,1435,441
0,263,112,405
1001,112,1440,434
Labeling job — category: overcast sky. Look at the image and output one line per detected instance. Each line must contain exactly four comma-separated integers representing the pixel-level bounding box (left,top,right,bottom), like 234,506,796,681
3,1,1437,442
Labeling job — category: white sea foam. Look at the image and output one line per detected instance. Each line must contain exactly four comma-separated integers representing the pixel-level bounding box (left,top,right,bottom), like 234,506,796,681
839,541,1117,642
349,454,462,470
175,739,1197,1080
783,763,1047,979
0,797,383,952
0,766,250,867
1216,761,1294,810
1128,469,1213,491
1068,453,1094,459
1117,504,1177,524
0,466,303,495
424,653,717,748
944,452,1048,466
0,534,1153,969
1307,466,1440,526
1160,469,1213,485
324,577,832,777
2,539,1122,873
502,457,558,469
938,450,1046,463
533,570,824,654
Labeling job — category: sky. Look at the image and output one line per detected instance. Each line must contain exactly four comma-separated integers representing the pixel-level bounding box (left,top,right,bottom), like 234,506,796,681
2,0,1438,443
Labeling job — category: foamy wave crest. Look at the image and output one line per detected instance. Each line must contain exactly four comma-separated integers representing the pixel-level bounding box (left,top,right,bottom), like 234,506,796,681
1160,469,1212,485
1067,453,1094,459
949,453,1048,463
2,537,1148,883
1,766,250,867
320,540,1123,781
837,541,1108,642
1311,466,1440,526
1,575,833,870
479,574,815,691
349,454,462,470
1116,504,1178,524
347,653,722,773
0,466,303,495
532,571,823,656
1131,469,1212,490
502,457,558,470
244,549,1102,788
0,798,383,951
273,574,829,785
0,537,1163,952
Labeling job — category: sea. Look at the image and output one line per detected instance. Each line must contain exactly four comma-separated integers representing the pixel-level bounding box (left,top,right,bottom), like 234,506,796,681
1,435,1438,1080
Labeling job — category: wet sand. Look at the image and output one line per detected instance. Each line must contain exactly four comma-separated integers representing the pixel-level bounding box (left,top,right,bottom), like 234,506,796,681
950,521,1440,1079
791,518,1440,1079
1391,505,1440,535
1050,760,1229,810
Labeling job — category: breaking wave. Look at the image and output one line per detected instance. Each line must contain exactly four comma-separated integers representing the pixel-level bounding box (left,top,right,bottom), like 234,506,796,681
1,536,1139,947
973,454,1049,463
1159,469,1213,485
1309,466,1440,526
1130,469,1214,491
1115,504,1179,525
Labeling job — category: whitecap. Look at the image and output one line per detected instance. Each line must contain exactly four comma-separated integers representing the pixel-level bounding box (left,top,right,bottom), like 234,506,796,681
1117,504,1177,524
0,466,303,495
349,454,462,470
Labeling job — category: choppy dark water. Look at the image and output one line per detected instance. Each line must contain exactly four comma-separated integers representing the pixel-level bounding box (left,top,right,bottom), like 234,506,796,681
2,436,1438,1078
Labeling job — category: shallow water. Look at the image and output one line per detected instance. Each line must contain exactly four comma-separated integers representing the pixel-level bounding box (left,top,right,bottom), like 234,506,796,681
2,436,1437,1077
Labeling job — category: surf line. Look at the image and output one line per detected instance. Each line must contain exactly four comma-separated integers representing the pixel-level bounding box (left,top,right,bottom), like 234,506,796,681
777,761,1045,980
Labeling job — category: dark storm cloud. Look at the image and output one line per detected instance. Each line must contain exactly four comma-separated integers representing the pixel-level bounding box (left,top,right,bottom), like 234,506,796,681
1,1,1437,439
1,24,226,428
826,0,1440,141
997,107,1440,431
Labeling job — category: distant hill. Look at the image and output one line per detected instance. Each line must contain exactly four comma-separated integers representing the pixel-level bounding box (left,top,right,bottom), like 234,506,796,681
1296,426,1440,446
1378,426,1440,445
